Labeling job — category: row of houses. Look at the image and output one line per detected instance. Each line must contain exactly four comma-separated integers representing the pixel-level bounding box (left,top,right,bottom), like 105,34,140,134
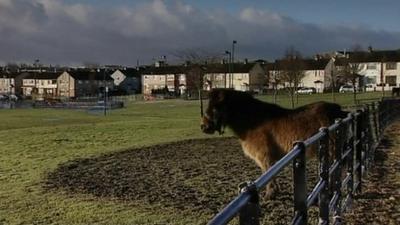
0,68,141,99
141,49,400,95
1,48,400,99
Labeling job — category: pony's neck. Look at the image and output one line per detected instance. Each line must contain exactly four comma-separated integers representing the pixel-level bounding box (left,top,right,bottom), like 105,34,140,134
225,99,289,137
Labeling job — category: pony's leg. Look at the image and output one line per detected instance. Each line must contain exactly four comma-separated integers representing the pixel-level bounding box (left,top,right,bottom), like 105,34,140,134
262,161,280,200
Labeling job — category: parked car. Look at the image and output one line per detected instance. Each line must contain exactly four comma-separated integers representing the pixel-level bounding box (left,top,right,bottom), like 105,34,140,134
296,87,316,94
339,85,355,93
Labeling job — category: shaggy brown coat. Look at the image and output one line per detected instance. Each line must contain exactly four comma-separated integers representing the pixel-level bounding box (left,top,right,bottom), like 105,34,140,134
201,89,347,198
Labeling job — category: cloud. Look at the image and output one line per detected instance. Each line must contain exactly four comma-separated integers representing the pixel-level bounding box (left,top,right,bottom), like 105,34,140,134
0,0,399,66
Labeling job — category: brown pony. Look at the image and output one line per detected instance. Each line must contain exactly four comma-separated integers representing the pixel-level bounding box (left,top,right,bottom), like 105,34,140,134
201,89,347,198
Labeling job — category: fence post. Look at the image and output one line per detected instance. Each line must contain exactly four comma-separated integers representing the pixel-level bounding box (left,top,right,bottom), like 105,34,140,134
238,182,260,225
355,110,363,193
318,128,330,225
293,141,307,225
363,106,372,169
332,119,343,223
345,114,354,209
371,102,379,143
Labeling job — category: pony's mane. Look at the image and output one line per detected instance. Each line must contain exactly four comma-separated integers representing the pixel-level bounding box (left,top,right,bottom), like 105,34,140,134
209,89,290,135
211,88,288,117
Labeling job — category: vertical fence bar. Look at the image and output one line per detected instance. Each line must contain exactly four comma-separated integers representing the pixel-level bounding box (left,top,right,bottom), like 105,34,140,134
378,101,383,138
345,114,354,210
238,182,260,225
332,119,343,222
363,106,371,169
318,128,330,225
371,102,379,143
355,110,363,193
293,141,307,225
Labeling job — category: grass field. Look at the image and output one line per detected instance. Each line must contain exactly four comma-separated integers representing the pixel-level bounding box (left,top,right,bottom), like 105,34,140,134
0,92,388,225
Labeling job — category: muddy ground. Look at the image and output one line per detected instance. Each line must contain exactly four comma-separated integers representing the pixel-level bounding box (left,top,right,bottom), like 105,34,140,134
343,123,400,225
45,124,400,224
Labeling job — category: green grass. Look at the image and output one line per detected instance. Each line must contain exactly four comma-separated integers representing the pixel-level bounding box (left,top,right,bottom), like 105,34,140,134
0,92,387,225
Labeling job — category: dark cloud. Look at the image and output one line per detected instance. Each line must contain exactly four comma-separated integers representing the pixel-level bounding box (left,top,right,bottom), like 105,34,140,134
0,0,399,66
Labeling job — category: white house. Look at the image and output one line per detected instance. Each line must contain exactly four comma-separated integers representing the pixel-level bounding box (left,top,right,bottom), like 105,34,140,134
266,58,334,93
141,66,186,95
204,62,267,92
336,49,400,91
21,72,59,98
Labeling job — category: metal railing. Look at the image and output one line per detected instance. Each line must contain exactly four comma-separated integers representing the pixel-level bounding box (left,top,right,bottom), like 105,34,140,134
208,98,400,225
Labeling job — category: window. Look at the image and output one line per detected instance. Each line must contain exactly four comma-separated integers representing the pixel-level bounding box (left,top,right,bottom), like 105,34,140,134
367,63,377,70
386,76,397,86
366,76,376,84
386,62,397,70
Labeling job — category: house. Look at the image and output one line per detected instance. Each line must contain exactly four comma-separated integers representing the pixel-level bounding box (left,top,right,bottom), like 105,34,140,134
0,69,32,96
21,72,59,98
0,73,18,95
110,68,141,94
266,58,334,93
301,58,333,93
57,69,114,98
141,61,267,95
204,62,267,92
336,49,400,91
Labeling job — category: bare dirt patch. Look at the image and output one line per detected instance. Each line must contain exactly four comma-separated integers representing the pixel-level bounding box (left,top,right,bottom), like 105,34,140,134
44,123,400,224
343,123,400,225
44,137,321,224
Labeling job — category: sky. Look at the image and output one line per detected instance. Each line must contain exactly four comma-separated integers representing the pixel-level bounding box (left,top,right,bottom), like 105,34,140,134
0,0,399,66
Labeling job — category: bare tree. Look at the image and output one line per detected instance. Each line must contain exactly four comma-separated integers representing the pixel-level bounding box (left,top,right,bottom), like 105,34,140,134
278,47,305,108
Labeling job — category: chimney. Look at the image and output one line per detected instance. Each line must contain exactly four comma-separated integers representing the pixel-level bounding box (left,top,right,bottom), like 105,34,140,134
368,45,373,53
244,58,248,64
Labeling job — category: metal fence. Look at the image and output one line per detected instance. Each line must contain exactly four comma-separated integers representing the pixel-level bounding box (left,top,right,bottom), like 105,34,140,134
208,98,400,225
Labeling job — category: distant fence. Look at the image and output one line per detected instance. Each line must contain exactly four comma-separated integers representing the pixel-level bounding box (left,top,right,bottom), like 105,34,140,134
208,98,400,225
33,100,124,110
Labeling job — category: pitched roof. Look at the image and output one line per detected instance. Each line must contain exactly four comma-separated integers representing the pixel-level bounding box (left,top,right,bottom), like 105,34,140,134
205,63,257,73
302,58,330,70
65,70,113,81
337,49,400,62
265,58,329,71
142,63,259,75
23,72,60,80
116,68,141,77
142,65,185,75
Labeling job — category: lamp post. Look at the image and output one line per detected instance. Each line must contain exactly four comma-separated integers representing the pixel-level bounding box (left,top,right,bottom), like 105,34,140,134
225,51,232,88
231,40,237,89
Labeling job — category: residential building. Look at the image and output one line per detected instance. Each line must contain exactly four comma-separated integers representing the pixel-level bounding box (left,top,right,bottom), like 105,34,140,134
266,58,334,93
21,72,59,98
141,66,186,95
110,68,141,94
335,49,400,91
57,70,114,98
204,62,267,92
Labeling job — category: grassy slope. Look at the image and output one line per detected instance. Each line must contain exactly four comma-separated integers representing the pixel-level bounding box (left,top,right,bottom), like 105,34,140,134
0,92,386,224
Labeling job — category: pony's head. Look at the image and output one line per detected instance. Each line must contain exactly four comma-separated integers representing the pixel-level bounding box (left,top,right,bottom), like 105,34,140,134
200,89,232,135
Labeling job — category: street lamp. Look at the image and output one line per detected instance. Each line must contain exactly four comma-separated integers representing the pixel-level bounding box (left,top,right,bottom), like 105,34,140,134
231,40,237,88
225,51,232,88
